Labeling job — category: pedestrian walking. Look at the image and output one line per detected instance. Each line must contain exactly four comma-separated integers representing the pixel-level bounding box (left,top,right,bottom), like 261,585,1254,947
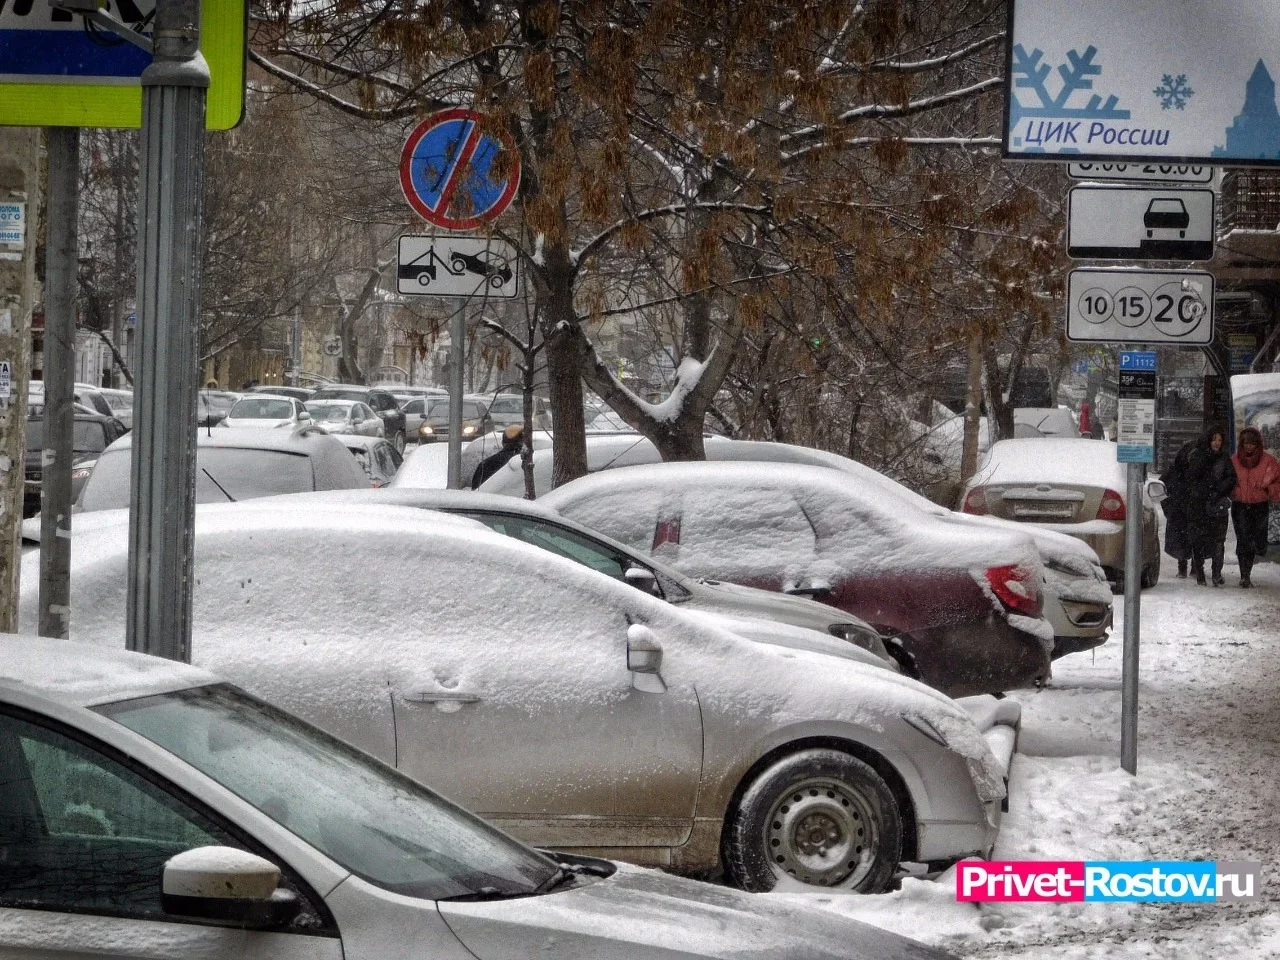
1161,441,1193,578
1230,426,1280,588
471,424,524,489
1181,425,1236,586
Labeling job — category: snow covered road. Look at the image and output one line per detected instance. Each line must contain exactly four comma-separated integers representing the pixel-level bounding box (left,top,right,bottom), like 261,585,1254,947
771,546,1280,957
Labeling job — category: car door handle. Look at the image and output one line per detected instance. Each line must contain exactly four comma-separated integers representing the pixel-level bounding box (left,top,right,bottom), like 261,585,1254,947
401,689,482,704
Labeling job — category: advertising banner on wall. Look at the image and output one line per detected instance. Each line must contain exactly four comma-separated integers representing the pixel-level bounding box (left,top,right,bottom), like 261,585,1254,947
1005,0,1280,164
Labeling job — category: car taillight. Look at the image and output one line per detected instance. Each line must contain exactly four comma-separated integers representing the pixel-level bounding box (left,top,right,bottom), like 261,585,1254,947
962,487,988,515
1097,489,1126,521
986,565,1040,615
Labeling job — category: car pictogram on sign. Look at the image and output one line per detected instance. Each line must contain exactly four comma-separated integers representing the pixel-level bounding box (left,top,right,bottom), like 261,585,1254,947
450,249,514,288
1143,198,1190,239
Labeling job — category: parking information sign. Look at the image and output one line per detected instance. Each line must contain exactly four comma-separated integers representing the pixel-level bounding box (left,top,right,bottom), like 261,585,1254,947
1005,0,1280,164
1067,269,1214,345
0,0,245,129
397,235,520,299
1068,162,1213,184
1067,187,1215,261
1117,352,1157,464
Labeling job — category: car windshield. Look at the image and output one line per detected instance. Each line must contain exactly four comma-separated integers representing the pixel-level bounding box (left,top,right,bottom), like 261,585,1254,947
80,447,316,510
427,401,483,423
488,397,521,414
229,398,294,420
101,684,557,900
306,402,353,423
26,419,109,454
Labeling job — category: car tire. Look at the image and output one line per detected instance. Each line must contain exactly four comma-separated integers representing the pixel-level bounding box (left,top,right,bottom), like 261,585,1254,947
723,748,901,893
392,429,406,454
1140,558,1160,589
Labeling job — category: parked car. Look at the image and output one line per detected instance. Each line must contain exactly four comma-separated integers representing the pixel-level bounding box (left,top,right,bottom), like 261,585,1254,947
245,383,315,403
418,397,492,444
75,428,369,513
484,434,1113,661
308,385,408,453
26,501,1017,894
305,399,384,437
336,436,403,487
96,386,135,430
198,389,241,427
1013,406,1081,438
220,394,312,430
0,634,957,959
485,393,553,431
542,462,1054,697
264,487,896,667
958,438,1162,591
22,412,127,517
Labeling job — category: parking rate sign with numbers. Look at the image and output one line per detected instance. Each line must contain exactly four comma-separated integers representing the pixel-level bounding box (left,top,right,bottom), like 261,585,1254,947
1067,269,1214,345
0,0,245,129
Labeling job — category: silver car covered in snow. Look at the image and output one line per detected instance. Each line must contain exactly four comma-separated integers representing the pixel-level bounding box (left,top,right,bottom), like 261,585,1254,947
22,502,1016,894
0,635,958,960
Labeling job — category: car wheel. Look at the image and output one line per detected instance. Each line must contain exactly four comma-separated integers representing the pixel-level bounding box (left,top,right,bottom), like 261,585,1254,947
1140,558,1160,589
723,748,901,893
392,429,406,454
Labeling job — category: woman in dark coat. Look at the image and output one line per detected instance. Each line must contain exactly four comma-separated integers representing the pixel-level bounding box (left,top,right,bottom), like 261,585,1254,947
1161,445,1193,578
1181,425,1237,585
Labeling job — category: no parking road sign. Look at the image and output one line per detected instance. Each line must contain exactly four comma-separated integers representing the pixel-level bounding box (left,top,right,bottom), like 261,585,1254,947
400,108,521,230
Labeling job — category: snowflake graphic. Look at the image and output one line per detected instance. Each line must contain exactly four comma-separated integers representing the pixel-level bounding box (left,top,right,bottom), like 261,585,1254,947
1154,74,1194,110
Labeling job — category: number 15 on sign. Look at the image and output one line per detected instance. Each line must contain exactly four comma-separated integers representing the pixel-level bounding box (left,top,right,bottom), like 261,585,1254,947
1067,269,1214,345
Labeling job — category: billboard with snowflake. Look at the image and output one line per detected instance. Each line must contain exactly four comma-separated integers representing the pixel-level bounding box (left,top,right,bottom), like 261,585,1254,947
1005,0,1280,165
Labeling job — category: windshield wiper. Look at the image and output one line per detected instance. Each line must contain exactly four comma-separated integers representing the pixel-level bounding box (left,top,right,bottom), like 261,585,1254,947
532,859,611,895
438,885,531,902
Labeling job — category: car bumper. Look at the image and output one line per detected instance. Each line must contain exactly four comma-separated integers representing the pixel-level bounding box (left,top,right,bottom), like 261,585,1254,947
916,696,1020,863
908,615,1052,698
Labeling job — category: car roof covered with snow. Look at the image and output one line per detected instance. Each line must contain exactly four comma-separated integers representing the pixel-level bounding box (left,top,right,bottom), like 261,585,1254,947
542,459,1042,575
973,438,1125,490
0,634,216,707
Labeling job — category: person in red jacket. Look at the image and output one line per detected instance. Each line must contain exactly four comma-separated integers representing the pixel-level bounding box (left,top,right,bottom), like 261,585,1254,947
1231,426,1280,588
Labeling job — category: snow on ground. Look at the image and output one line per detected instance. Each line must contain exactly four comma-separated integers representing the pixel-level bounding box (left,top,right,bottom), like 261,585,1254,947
769,533,1280,957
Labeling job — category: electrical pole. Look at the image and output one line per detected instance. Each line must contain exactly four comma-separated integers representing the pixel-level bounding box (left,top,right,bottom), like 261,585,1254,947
39,128,79,639
126,0,209,661
0,127,39,631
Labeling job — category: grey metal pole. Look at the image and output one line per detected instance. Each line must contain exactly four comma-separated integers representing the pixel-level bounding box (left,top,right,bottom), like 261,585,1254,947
126,0,209,662
447,298,464,488
39,127,79,640
1120,460,1143,774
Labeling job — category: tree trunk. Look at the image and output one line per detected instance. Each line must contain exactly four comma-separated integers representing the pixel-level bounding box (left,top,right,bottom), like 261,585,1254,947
960,328,983,484
541,261,587,488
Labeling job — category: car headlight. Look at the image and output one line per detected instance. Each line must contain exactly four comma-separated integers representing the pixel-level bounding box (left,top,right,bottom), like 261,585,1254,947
905,713,1006,803
419,425,434,436
828,622,878,651
461,425,477,436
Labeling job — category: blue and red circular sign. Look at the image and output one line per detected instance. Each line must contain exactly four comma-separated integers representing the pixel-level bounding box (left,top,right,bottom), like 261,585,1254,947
400,108,522,230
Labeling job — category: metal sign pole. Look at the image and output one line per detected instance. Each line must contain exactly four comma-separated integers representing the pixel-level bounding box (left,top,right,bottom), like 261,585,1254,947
1120,460,1142,774
448,297,464,488
125,0,209,662
38,127,78,639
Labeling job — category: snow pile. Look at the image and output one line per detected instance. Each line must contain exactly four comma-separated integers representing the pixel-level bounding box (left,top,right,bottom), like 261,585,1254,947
0,634,215,704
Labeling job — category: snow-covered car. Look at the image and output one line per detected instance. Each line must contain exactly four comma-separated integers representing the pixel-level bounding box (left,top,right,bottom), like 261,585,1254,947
485,393,553,431
541,462,1054,697
959,438,1161,591
305,399,384,437
74,428,369,513
309,385,408,452
219,394,312,430
335,435,403,487
21,502,1017,894
0,635,958,960
690,439,1114,660
260,487,897,668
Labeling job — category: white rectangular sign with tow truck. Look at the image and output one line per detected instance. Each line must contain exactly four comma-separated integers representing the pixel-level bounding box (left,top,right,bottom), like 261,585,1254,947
397,235,520,299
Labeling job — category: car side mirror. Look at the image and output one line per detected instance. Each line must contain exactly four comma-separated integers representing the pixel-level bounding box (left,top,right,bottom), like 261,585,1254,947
626,623,666,693
298,411,310,421
624,566,660,595
161,846,300,930
1146,479,1167,502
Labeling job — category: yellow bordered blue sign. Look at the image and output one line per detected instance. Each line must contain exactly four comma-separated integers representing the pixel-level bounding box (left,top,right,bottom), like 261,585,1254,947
0,0,244,130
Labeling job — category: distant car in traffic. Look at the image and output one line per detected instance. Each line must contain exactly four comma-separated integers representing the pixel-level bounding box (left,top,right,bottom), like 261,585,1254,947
75,428,368,513
485,393,552,431
418,397,492,444
305,399,384,437
23,412,127,517
308,385,407,452
220,395,312,430
0,634,959,959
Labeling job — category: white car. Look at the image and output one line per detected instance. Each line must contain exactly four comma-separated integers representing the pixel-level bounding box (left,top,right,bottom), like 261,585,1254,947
305,399,384,437
220,394,312,430
0,635,956,960
21,501,1017,894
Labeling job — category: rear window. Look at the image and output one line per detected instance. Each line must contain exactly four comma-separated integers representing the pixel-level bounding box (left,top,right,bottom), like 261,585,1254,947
229,398,294,420
80,447,315,511
313,389,366,403
26,420,110,454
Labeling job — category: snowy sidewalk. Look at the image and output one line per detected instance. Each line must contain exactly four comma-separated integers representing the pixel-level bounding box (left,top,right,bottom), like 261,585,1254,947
770,548,1280,957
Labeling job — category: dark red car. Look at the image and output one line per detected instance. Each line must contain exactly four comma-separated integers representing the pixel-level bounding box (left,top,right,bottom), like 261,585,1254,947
542,461,1052,697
